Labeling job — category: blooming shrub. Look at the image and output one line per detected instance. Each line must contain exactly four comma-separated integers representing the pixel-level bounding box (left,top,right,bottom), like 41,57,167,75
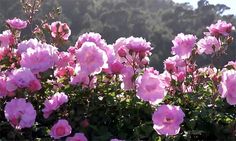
0,4,236,141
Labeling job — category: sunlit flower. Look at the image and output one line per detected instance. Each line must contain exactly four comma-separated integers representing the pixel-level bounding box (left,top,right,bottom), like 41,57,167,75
4,98,36,129
152,105,185,136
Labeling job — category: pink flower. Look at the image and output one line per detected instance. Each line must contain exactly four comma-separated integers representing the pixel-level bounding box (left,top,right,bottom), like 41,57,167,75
75,32,107,49
66,133,88,141
117,47,126,57
126,36,152,53
171,33,197,59
136,68,166,105
17,38,40,54
56,51,75,68
54,51,76,78
68,46,76,54
50,119,72,139
4,98,36,129
50,21,71,40
152,105,185,136
159,71,172,88
6,17,27,30
70,70,89,85
181,83,193,93
42,92,68,118
0,76,8,98
75,42,108,75
197,66,217,78
70,67,97,88
0,30,14,60
6,67,41,92
20,41,58,74
197,36,221,55
110,60,124,74
75,32,114,66
120,66,135,90
225,61,236,70
164,55,187,81
113,37,152,68
206,20,235,37
110,139,125,141
54,66,74,78
0,30,14,47
218,70,236,105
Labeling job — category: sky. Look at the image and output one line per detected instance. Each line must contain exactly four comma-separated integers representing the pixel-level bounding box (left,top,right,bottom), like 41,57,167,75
172,0,236,15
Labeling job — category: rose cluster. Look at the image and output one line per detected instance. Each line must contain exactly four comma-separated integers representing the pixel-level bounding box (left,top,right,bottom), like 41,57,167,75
0,16,235,140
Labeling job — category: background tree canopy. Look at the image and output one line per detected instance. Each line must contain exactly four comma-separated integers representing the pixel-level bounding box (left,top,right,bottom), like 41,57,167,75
0,0,235,70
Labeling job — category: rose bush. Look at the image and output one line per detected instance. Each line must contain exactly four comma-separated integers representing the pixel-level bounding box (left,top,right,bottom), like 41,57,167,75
0,2,236,141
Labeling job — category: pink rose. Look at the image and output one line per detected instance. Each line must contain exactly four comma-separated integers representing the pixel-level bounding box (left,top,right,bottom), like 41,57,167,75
6,17,27,30
120,66,135,90
17,38,39,54
152,105,185,136
70,69,97,88
0,76,8,98
218,70,236,105
117,47,126,57
50,119,72,139
66,133,88,141
75,32,107,49
125,36,152,54
20,40,58,74
75,42,108,75
0,30,13,60
225,61,236,70
6,67,41,92
136,68,166,105
206,20,235,37
197,36,220,55
110,60,124,74
70,70,89,85
75,32,114,67
42,92,68,118
113,37,152,68
164,55,187,81
110,139,125,141
54,66,75,78
56,51,75,68
159,71,172,88
171,33,197,59
50,21,71,40
4,98,36,129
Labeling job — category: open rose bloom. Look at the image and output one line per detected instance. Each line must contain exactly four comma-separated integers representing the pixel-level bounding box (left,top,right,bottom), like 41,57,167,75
4,98,36,129
42,92,69,118
50,119,72,139
6,67,41,92
75,42,108,75
66,133,88,141
197,36,221,55
152,105,185,136
171,33,197,59
218,70,236,105
136,68,166,105
19,39,59,74
206,20,235,37
6,17,27,30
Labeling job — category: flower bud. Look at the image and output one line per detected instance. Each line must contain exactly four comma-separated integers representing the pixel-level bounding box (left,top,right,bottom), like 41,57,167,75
118,48,126,57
